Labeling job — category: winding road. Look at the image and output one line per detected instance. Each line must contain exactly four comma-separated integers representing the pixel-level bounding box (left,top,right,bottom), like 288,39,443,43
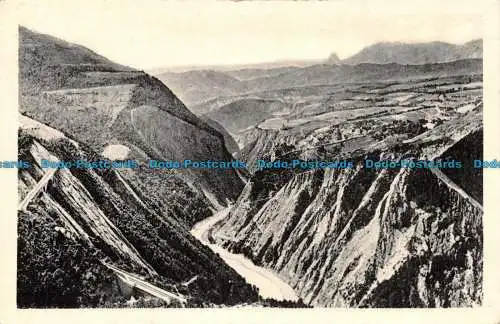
18,168,57,212
191,207,299,301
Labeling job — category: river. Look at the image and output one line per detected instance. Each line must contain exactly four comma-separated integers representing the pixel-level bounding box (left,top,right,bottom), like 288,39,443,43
190,207,299,301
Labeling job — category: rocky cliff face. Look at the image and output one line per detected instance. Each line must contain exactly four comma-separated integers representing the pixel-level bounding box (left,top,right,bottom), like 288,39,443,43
212,114,483,307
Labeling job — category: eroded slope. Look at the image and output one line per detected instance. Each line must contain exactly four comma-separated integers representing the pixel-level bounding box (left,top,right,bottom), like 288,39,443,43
213,110,483,307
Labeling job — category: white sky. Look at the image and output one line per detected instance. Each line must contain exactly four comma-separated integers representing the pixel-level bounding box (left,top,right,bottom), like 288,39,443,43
15,0,484,70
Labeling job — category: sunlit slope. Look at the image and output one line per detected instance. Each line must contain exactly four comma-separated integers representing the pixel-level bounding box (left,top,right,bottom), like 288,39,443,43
19,26,243,205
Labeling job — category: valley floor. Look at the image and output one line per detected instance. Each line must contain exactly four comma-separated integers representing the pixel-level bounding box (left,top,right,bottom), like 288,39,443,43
191,207,299,302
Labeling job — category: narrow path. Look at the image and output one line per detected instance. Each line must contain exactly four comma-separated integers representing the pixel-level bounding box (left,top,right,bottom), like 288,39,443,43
430,168,483,211
235,168,249,185
191,207,299,301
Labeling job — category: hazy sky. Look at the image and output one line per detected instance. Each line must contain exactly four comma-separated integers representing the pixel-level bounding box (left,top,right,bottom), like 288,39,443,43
15,0,484,70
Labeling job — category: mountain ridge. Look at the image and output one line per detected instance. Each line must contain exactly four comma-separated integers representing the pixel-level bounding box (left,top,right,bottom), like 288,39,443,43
333,39,483,65
19,26,243,205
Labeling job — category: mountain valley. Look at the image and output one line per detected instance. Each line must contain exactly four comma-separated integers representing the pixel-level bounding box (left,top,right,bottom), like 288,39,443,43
17,26,484,308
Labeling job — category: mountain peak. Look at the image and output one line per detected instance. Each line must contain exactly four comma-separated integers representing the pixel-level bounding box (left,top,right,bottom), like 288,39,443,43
326,52,341,64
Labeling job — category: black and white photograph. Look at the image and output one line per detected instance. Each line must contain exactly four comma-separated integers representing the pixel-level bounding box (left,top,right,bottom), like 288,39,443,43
2,0,497,316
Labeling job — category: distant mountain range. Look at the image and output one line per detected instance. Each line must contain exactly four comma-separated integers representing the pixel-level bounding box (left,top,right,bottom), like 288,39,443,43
151,39,482,76
148,59,322,75
154,39,482,106
333,39,483,65
158,59,482,107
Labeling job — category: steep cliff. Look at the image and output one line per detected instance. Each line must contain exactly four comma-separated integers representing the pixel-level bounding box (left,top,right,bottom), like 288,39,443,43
212,113,483,307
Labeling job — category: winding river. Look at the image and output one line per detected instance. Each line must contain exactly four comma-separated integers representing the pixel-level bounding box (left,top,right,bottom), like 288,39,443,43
191,207,299,301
